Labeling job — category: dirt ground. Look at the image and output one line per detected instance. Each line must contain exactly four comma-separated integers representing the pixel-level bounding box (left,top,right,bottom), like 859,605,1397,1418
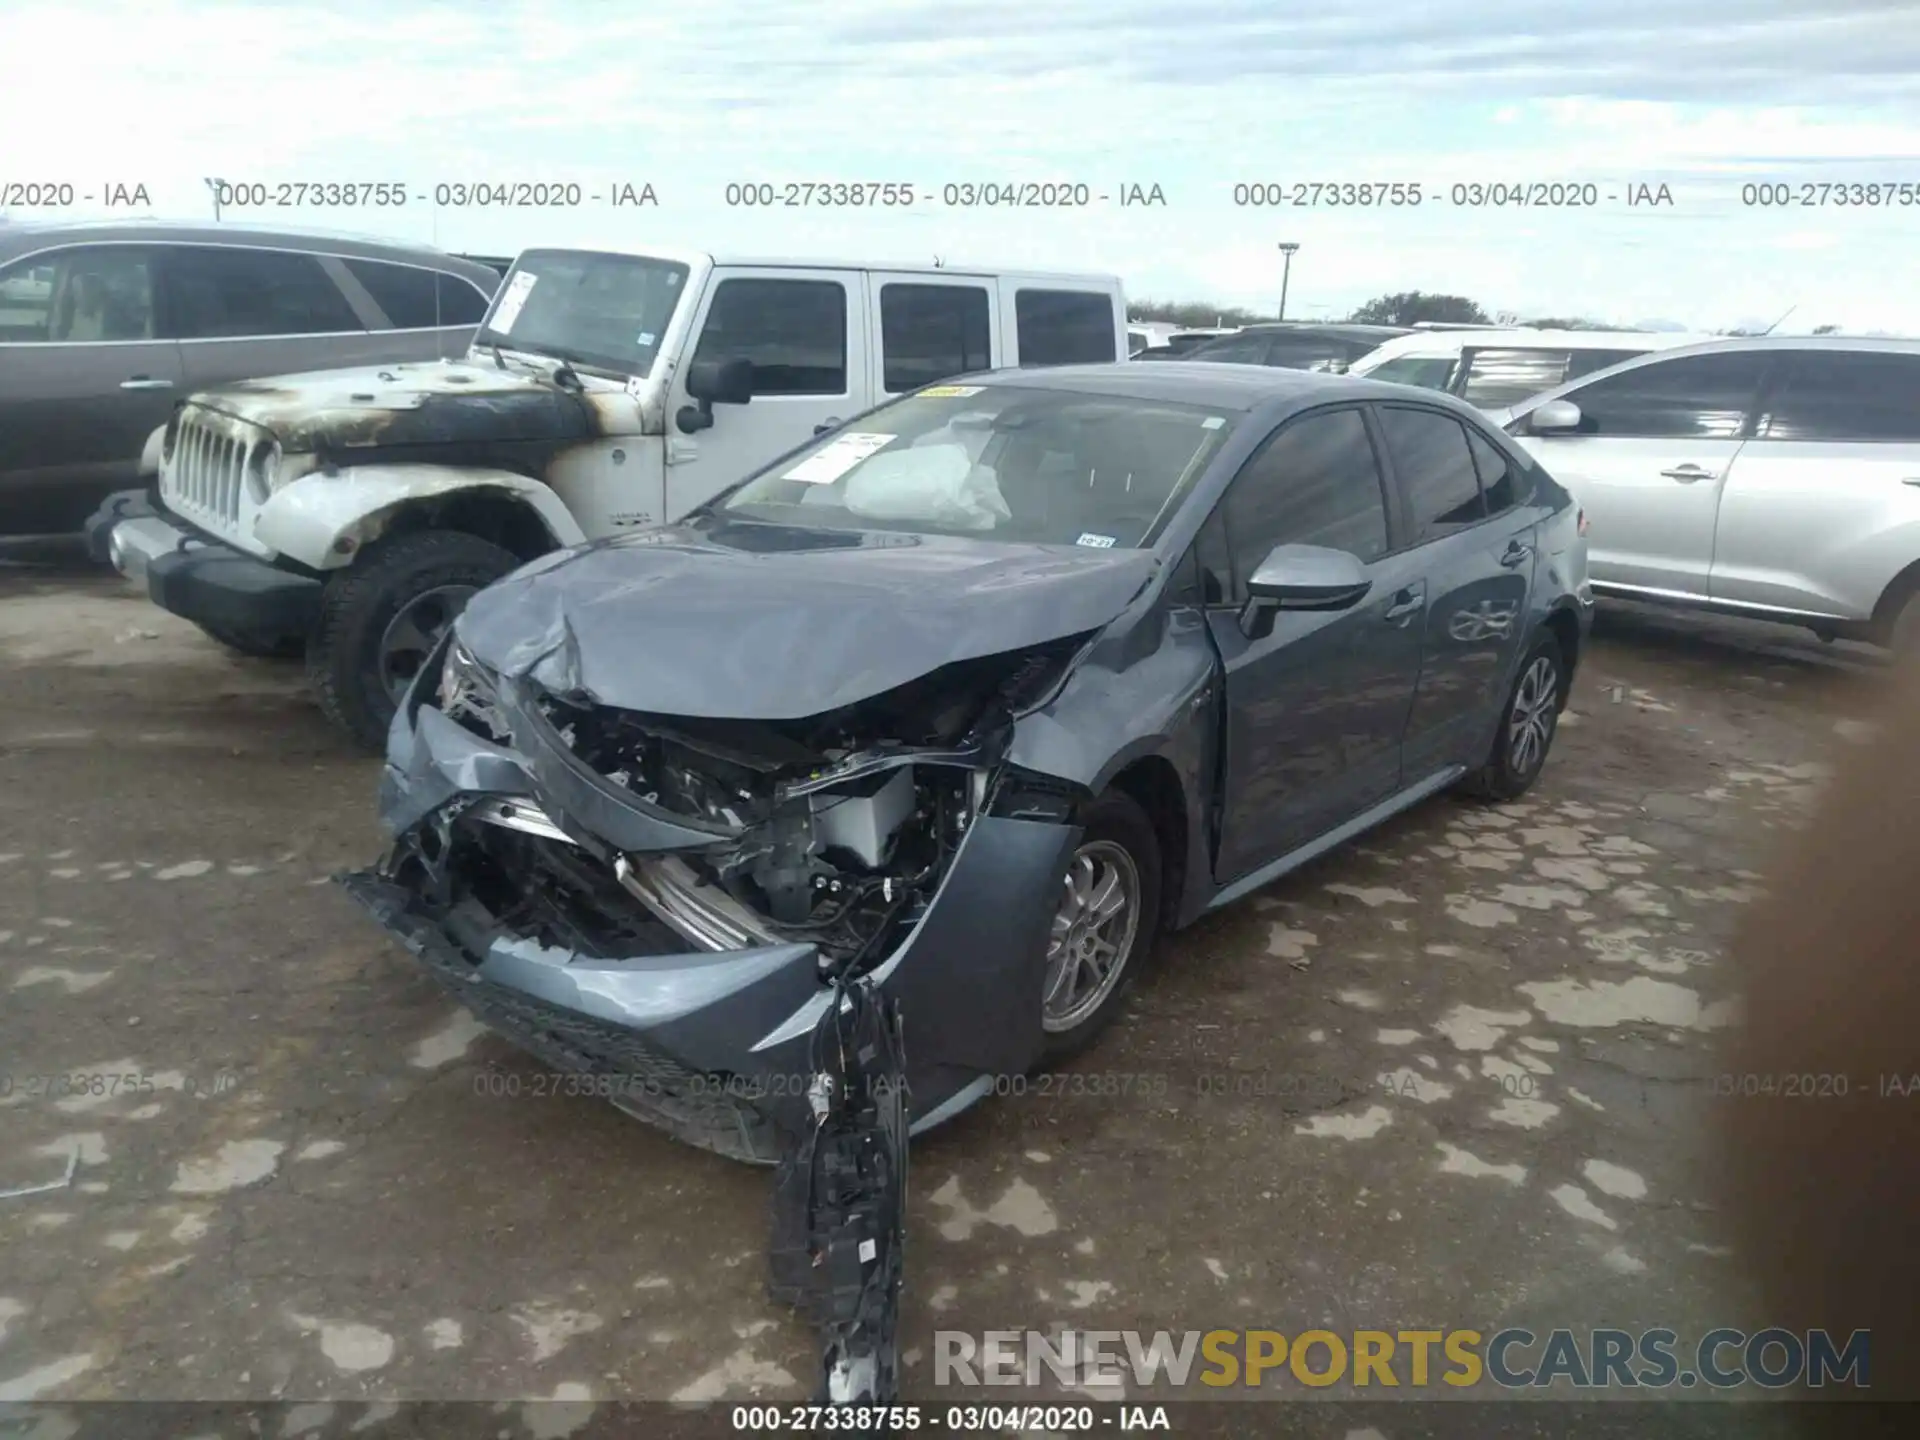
0,540,1893,1429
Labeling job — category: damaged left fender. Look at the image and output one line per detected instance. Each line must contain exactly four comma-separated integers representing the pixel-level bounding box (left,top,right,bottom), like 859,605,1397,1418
254,465,586,570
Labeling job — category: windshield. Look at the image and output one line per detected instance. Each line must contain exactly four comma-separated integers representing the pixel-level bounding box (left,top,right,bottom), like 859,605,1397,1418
475,249,689,377
718,383,1238,548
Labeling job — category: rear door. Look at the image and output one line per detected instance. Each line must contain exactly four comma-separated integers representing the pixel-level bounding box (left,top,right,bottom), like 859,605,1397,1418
1203,404,1429,880
865,272,998,400
0,243,182,534
1511,350,1775,597
158,244,388,388
1375,404,1542,778
1709,349,1920,620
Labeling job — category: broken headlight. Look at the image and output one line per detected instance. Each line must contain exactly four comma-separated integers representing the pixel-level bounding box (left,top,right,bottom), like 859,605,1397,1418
439,636,505,740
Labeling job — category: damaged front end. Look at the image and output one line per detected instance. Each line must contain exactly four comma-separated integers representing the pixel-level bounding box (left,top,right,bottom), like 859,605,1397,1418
340,628,1089,1164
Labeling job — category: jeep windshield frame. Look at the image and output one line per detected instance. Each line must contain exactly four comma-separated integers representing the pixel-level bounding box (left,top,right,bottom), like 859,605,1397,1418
473,249,691,380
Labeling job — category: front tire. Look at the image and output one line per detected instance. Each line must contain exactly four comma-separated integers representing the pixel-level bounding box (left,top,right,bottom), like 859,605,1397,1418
308,530,518,753
1038,790,1162,1063
1459,635,1566,802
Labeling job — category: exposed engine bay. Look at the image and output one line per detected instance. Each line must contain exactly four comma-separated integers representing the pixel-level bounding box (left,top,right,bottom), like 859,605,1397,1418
484,635,1087,971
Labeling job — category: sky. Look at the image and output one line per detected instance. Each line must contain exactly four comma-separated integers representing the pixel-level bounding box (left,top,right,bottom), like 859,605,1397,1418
6,0,1920,333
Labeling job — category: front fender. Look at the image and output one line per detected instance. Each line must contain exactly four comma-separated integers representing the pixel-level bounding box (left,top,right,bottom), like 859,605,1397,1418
254,465,587,570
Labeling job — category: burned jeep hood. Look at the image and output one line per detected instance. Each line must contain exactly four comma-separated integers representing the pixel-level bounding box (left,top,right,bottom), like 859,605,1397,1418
457,518,1159,719
185,358,602,453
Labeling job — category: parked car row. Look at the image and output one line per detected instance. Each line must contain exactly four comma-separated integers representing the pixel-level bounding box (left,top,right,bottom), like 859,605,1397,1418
0,220,502,535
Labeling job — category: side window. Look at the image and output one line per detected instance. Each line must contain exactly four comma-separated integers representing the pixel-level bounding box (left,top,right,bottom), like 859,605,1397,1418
342,259,442,329
1365,355,1457,390
1,247,157,342
1467,427,1529,515
1190,335,1268,364
1760,352,1920,442
1379,406,1485,539
435,271,493,326
1458,348,1571,407
879,283,991,392
691,277,847,396
1261,338,1351,371
1562,352,1772,439
164,247,363,338
1014,289,1117,366
1565,347,1643,381
1220,407,1390,593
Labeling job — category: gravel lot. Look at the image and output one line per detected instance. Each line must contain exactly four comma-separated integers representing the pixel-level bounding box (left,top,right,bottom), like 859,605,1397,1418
0,541,1892,1429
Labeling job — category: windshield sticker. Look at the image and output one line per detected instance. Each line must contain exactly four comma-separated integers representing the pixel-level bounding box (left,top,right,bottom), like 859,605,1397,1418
637,331,656,346
918,384,984,398
782,432,897,484
490,271,539,334
1201,415,1226,429
1076,532,1117,549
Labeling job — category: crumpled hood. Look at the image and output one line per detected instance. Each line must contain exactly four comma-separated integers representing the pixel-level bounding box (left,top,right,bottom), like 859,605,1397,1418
186,357,609,453
457,518,1160,719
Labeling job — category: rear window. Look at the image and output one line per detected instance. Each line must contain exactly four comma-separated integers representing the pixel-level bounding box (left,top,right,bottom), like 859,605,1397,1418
1015,289,1117,366
344,259,491,329
1458,348,1574,408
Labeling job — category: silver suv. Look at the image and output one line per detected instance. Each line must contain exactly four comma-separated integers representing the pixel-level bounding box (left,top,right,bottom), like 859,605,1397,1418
0,220,499,536
1498,336,1920,650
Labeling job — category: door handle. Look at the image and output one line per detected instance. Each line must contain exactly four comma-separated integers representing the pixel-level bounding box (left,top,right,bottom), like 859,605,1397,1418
120,377,173,391
1659,464,1715,483
1902,478,1920,488
813,417,844,436
1383,590,1424,624
1499,542,1532,569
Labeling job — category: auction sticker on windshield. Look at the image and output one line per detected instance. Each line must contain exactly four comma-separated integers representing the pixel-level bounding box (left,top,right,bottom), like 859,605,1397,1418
918,384,984,398
490,271,539,333
782,432,896,484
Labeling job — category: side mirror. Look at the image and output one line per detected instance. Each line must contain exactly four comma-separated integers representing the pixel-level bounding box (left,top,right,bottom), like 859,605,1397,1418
1238,543,1373,639
685,356,754,406
1529,399,1582,434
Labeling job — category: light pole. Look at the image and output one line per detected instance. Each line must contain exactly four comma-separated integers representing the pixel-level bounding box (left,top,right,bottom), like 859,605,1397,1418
205,178,224,222
1276,242,1300,320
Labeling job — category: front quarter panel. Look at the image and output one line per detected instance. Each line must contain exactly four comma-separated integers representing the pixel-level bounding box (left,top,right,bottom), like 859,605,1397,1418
1008,592,1220,924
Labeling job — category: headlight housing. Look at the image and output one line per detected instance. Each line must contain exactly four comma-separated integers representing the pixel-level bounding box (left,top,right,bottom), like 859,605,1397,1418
439,636,505,738
244,441,281,503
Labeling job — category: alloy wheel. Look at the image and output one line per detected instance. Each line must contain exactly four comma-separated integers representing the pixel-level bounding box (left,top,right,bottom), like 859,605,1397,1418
1042,840,1141,1033
1507,654,1559,777
378,584,478,702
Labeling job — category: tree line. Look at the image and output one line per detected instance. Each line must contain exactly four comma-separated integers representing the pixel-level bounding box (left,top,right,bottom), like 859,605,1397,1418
1130,291,1843,335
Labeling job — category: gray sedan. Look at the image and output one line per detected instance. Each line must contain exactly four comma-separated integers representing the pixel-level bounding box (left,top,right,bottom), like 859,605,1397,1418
341,362,1594,1163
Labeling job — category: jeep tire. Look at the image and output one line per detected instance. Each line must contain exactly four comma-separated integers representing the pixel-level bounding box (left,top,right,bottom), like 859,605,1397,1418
309,530,519,753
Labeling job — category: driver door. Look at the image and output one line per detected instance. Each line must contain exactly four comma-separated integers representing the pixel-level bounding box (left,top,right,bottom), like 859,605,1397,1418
1202,405,1428,881
662,269,871,520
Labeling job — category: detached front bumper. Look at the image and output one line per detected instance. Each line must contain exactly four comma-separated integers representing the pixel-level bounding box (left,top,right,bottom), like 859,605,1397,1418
341,681,1077,1165
84,489,320,649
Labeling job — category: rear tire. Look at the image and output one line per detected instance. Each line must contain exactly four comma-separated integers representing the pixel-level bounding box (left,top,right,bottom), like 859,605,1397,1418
1885,586,1920,660
1458,635,1566,803
195,621,303,660
309,530,518,754
1038,790,1162,1064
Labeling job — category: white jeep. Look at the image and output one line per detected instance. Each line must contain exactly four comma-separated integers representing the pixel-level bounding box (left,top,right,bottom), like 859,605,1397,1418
88,246,1127,749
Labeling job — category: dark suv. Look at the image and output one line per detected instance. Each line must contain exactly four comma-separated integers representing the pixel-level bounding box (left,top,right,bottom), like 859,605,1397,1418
0,221,500,536
1181,323,1413,372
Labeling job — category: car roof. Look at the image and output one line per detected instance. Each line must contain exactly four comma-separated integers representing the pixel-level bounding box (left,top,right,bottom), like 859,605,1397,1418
966,360,1488,415
1503,333,1920,418
1361,327,1715,361
0,218,499,283
510,241,1121,286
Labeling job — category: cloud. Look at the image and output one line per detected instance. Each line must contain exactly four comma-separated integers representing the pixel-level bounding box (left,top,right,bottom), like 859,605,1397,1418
3,0,1917,330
